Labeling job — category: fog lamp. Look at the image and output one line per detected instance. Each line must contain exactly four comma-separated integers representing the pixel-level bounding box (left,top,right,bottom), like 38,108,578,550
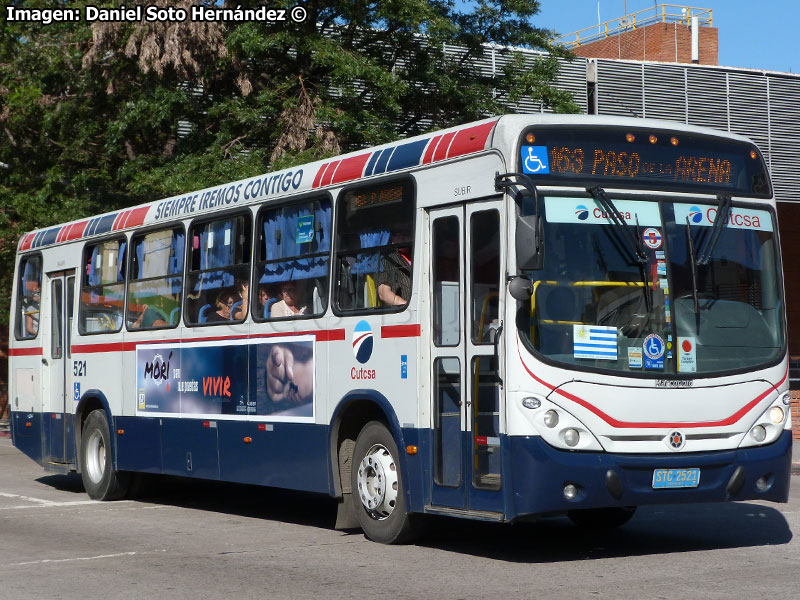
543,410,559,428
756,476,771,492
563,484,578,500
750,425,767,442
564,428,580,447
781,392,791,406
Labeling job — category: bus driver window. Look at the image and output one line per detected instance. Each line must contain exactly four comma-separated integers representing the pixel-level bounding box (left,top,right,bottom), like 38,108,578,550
334,181,414,312
16,255,42,339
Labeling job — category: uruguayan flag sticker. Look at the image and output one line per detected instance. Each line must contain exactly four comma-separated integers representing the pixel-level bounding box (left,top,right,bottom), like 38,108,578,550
573,325,618,360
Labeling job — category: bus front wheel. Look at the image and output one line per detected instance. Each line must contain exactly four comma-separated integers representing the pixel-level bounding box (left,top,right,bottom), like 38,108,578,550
80,410,130,500
350,421,417,544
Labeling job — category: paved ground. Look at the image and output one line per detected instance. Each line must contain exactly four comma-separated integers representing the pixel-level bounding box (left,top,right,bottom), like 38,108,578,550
1,436,799,599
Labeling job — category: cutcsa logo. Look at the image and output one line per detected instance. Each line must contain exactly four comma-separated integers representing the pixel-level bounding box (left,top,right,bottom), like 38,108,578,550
688,206,703,224
575,205,589,220
144,351,172,388
352,320,373,364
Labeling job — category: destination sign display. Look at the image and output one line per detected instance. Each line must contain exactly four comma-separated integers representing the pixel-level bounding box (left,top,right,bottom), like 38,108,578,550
518,126,771,197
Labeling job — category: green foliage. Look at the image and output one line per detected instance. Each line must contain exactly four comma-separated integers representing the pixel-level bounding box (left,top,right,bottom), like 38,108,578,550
0,0,580,326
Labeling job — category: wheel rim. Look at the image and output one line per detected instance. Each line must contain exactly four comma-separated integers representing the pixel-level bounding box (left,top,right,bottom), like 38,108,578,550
356,443,399,520
85,429,106,484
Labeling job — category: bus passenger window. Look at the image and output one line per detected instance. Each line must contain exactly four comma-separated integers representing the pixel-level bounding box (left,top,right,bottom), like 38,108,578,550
185,215,251,326
470,210,500,344
334,181,414,312
254,198,331,321
15,255,42,340
127,227,184,330
78,238,126,334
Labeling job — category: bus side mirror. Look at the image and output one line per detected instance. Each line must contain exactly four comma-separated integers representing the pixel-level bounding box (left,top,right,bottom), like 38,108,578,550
516,214,543,270
508,276,533,301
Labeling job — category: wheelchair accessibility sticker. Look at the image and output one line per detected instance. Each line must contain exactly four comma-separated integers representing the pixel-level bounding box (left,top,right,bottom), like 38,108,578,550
521,146,550,174
643,333,665,370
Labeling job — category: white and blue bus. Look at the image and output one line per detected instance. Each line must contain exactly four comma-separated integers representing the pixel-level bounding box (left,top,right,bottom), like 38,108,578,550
9,115,792,543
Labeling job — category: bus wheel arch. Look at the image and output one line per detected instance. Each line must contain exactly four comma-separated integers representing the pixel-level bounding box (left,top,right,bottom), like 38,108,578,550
74,391,112,474
74,392,129,500
329,394,409,532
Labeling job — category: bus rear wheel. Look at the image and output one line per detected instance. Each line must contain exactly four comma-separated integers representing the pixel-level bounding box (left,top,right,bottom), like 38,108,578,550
80,410,130,500
350,421,418,544
567,506,637,529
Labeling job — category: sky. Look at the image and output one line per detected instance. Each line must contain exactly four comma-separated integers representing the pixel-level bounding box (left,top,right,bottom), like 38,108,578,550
536,0,799,74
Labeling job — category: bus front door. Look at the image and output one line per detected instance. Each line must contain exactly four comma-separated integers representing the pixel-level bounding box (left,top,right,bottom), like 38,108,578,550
42,271,75,466
428,201,505,515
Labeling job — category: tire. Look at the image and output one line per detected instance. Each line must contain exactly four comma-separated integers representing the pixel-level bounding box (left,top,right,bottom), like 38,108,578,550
350,421,418,544
80,410,130,500
567,506,637,529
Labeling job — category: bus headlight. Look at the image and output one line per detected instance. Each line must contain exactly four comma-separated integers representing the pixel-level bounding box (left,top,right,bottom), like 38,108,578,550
739,392,790,449
769,406,785,424
750,425,767,442
543,410,559,428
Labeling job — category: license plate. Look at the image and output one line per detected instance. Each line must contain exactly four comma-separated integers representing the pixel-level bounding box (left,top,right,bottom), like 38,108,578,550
652,468,700,489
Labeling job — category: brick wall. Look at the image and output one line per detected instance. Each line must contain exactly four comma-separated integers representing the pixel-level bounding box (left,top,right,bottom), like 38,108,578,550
573,22,718,65
791,391,800,441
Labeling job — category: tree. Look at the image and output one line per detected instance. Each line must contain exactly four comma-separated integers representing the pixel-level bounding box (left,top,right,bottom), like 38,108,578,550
0,0,579,325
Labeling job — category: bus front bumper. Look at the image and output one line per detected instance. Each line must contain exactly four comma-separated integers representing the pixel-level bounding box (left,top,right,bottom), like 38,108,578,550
508,430,792,520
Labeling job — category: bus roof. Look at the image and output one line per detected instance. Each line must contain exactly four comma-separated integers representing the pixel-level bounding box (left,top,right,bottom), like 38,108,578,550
17,114,760,252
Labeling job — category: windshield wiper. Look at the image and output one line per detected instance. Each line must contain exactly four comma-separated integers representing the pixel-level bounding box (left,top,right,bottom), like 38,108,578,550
696,194,731,265
686,217,700,315
587,186,652,311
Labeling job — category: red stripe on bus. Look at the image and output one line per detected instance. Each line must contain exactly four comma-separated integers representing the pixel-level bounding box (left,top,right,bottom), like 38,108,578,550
71,328,348,354
124,206,150,228
19,233,34,251
432,132,456,162
331,154,371,185
8,347,44,356
65,221,89,241
321,160,341,187
112,211,127,231
422,135,441,164
312,163,329,188
446,121,497,159
516,340,788,429
381,324,421,338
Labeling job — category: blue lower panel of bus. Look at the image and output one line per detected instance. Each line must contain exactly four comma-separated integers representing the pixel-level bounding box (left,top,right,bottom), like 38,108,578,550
508,431,792,519
12,412,42,464
113,416,331,494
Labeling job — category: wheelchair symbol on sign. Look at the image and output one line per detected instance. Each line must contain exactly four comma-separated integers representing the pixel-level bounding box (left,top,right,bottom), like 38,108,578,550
524,147,547,173
647,337,661,356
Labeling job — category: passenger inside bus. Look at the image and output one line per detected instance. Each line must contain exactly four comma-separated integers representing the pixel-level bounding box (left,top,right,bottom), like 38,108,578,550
270,281,307,317
258,284,279,318
206,289,239,323
22,280,40,337
129,305,167,329
376,229,412,306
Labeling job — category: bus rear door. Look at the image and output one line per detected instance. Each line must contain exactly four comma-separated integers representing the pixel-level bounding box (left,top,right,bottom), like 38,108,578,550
42,270,76,467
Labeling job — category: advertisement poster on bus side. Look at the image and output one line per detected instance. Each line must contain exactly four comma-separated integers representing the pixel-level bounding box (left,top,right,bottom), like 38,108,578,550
136,336,315,421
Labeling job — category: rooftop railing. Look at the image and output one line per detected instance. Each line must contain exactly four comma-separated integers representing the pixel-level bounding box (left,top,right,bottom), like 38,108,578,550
554,4,713,49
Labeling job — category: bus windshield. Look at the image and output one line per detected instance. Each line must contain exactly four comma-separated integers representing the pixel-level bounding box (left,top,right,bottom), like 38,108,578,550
520,196,784,377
